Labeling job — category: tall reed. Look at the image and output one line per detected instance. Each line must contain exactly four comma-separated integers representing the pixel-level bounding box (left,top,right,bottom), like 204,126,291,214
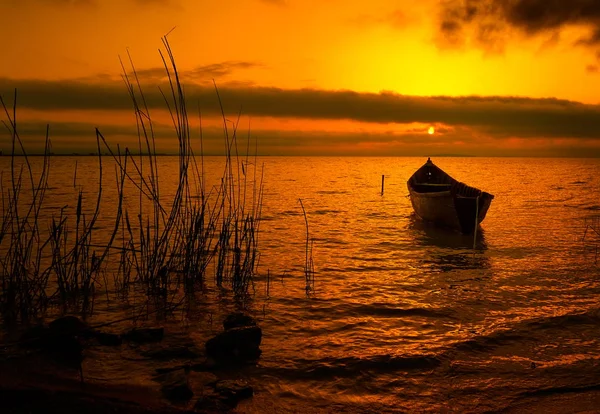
583,216,600,265
0,92,52,325
0,94,129,324
299,198,315,293
0,35,265,327
107,36,265,300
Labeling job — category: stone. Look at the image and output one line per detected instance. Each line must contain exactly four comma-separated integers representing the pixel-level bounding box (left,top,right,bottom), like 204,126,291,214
18,325,50,348
189,371,218,387
122,327,164,343
223,312,257,331
43,334,84,369
49,316,89,336
194,390,232,412
155,364,189,375
94,331,122,346
190,358,218,372
141,345,200,360
157,369,193,402
189,371,219,398
213,379,253,407
205,326,262,362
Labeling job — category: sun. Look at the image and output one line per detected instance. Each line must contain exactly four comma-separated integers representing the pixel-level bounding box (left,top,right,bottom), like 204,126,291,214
428,126,435,135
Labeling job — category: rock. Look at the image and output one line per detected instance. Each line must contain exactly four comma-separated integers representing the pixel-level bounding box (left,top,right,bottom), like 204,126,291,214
189,371,218,387
155,364,189,375
189,372,220,399
205,326,262,362
156,369,193,402
18,325,50,348
141,345,200,360
94,331,122,346
190,358,218,372
18,324,84,369
43,334,84,369
223,312,257,331
122,327,164,344
214,379,253,398
194,390,232,412
213,379,253,407
49,316,89,336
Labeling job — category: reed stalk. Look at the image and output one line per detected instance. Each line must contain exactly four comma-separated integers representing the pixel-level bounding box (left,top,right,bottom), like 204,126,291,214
0,35,265,327
583,217,600,265
298,198,315,293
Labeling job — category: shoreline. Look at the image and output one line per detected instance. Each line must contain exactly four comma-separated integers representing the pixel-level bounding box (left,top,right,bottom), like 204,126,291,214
0,353,188,413
2,349,600,413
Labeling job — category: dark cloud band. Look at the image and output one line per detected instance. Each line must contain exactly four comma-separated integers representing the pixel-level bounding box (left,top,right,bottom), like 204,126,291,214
2,76,600,140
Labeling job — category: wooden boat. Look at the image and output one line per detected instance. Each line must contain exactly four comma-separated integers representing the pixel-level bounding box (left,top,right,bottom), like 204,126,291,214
407,158,494,233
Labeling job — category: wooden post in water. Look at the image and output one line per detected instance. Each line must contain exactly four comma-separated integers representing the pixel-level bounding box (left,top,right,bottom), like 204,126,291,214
381,175,385,196
73,160,78,188
473,195,480,250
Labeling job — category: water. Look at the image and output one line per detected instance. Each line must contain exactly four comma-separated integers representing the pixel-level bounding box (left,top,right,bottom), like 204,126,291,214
2,156,600,412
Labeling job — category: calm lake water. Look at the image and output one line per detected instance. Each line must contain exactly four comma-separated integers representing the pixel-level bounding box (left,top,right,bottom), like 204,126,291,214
2,156,600,412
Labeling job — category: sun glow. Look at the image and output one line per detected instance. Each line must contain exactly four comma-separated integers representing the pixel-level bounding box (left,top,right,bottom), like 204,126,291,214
428,126,435,135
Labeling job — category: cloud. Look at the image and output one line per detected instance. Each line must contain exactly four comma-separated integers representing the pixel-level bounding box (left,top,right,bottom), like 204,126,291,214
438,0,600,51
2,76,600,144
135,0,172,4
30,0,95,6
13,121,166,138
185,61,265,80
112,61,264,84
9,118,600,157
259,0,287,6
352,9,417,29
0,119,503,156
132,0,183,10
10,0,176,7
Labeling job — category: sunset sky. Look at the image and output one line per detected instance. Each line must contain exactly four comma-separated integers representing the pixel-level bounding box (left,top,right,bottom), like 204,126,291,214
2,0,600,156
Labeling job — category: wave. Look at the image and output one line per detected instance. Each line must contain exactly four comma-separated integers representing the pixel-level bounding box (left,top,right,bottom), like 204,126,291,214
564,203,600,211
524,309,600,331
451,331,526,353
315,190,349,195
353,303,457,320
261,354,442,380
447,308,600,355
276,210,302,217
519,383,600,398
312,209,344,215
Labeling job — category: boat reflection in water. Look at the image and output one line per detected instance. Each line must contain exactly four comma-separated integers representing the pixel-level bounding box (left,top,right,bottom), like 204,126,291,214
407,214,488,250
406,214,490,273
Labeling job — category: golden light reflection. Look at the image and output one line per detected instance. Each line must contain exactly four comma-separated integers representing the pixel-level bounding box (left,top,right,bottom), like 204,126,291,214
2,1,600,157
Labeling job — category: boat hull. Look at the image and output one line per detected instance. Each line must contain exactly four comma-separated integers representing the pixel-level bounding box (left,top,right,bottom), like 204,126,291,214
408,189,493,233
407,159,494,234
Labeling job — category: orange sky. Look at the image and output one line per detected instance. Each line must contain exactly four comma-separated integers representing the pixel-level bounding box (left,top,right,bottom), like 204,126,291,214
2,0,600,156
